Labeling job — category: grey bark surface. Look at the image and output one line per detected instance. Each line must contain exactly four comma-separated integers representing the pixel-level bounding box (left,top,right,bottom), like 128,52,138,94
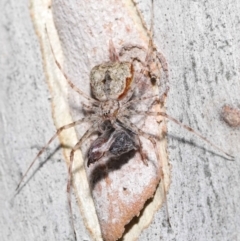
1,1,240,241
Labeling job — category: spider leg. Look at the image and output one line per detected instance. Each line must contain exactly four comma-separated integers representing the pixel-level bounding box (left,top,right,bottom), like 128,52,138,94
130,110,234,159
119,44,147,58
67,122,99,240
156,51,169,102
82,102,99,113
145,0,169,102
121,94,159,110
135,133,148,166
16,116,97,191
156,51,169,79
160,176,172,228
45,26,99,105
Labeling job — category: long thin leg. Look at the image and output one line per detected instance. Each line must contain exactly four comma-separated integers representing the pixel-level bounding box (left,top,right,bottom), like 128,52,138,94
161,177,172,228
156,51,169,103
119,44,147,59
136,134,148,166
157,52,169,79
129,110,234,159
16,116,97,190
82,102,99,113
146,0,169,102
121,94,158,109
67,122,99,240
45,26,99,105
126,0,167,81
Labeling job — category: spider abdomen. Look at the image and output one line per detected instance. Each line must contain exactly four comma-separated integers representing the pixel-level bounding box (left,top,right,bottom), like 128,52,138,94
90,62,133,101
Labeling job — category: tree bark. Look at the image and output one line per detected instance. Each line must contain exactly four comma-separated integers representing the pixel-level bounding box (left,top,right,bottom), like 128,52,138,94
1,0,240,241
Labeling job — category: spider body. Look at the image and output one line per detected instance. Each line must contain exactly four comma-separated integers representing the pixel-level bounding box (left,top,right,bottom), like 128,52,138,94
88,61,136,125
81,41,165,168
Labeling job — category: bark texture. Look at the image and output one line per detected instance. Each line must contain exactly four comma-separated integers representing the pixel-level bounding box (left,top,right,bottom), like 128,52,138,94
1,0,240,241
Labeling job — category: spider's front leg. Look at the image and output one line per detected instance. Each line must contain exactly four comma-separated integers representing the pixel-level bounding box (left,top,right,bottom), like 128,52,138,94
119,44,147,61
45,26,99,105
121,94,159,110
82,102,99,114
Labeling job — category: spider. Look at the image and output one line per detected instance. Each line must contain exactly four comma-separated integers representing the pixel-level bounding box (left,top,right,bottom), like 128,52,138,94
16,33,232,239
16,28,171,239
16,3,233,241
